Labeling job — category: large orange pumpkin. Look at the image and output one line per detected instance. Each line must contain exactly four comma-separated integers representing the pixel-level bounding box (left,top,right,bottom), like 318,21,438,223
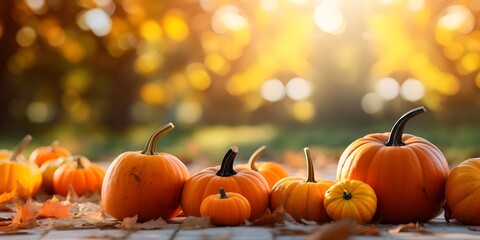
0,135,42,199
53,155,105,196
102,123,189,222
270,148,334,223
181,147,270,221
29,140,71,167
241,146,289,190
336,106,449,223
445,158,480,225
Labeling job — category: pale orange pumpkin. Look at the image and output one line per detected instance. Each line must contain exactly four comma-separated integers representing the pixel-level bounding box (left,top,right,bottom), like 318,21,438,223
242,146,289,190
53,155,105,196
29,140,71,167
270,148,334,223
40,157,73,194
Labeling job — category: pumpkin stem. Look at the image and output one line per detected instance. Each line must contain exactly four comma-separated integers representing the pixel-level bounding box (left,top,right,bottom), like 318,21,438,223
141,123,175,155
343,190,353,200
304,147,316,183
219,187,228,199
247,145,266,171
50,140,59,152
11,135,32,162
216,146,238,177
75,156,85,169
385,106,426,147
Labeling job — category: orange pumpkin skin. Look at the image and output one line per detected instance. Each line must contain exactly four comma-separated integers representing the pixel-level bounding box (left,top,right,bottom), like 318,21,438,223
336,107,449,223
270,148,334,223
324,180,377,224
0,135,42,199
29,141,71,167
40,157,73,194
181,147,270,221
242,146,289,190
102,123,189,222
53,155,105,196
200,187,251,226
445,158,480,225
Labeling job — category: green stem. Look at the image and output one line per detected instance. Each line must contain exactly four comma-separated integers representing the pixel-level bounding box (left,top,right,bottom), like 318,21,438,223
304,147,316,183
343,190,352,200
141,123,175,155
216,146,238,177
247,145,266,171
219,187,228,199
385,106,426,146
11,135,32,161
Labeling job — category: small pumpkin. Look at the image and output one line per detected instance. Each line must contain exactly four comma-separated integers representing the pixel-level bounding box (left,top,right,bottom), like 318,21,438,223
270,147,334,223
181,146,270,221
445,158,480,225
102,123,189,222
200,187,251,226
241,146,289,190
0,135,42,199
40,157,73,194
29,140,71,167
336,106,449,223
324,180,377,224
53,155,105,196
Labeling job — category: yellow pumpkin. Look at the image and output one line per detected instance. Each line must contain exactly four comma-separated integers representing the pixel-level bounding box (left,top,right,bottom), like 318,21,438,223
324,180,377,224
0,135,42,199
39,157,73,194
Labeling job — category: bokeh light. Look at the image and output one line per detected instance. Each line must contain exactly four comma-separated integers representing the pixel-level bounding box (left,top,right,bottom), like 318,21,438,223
261,79,286,102
361,92,384,114
375,77,400,100
286,77,311,101
400,78,425,102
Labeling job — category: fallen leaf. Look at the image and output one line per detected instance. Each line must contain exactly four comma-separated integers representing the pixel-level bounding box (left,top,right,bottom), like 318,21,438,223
66,185,79,203
0,191,17,205
38,196,72,218
388,222,432,234
119,215,166,231
468,226,480,231
0,199,38,231
248,206,296,227
180,216,211,229
354,224,381,236
305,220,354,240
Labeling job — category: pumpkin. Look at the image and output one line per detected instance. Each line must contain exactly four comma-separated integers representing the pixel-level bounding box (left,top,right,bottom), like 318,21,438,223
40,157,73,194
336,106,449,223
181,146,269,221
29,140,71,167
0,135,42,199
445,158,480,225
102,123,189,222
241,146,289,190
270,147,334,223
53,155,105,196
324,180,377,224
200,187,251,226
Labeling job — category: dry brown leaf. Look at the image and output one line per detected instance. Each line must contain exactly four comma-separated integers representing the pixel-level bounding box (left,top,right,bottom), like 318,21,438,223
180,216,211,229
38,196,72,219
248,206,296,227
0,199,38,231
0,191,17,205
388,222,432,234
354,224,381,236
119,215,166,231
468,226,480,231
305,220,354,240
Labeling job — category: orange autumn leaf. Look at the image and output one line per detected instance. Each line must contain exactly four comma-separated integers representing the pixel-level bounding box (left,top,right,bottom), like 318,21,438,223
120,215,167,231
0,199,38,231
38,196,72,219
0,190,17,205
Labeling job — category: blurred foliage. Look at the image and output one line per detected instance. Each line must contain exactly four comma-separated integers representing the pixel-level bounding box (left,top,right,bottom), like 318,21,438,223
0,0,479,161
